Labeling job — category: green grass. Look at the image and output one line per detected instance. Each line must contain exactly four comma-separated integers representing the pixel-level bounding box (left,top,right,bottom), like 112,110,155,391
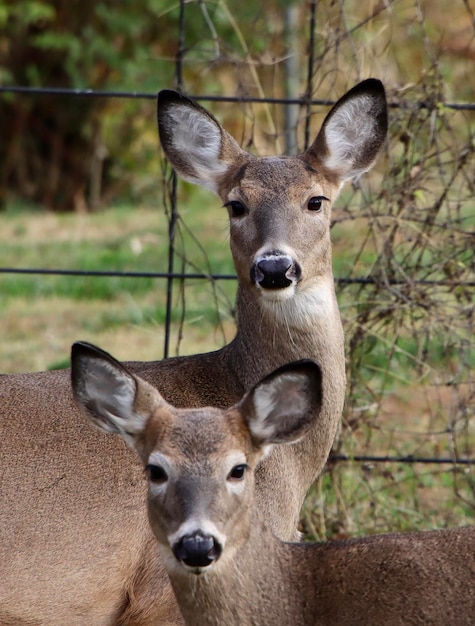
0,196,237,373
1,194,236,299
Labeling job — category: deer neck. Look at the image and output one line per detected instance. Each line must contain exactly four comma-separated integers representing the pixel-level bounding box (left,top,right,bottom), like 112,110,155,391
222,275,346,540
225,274,345,390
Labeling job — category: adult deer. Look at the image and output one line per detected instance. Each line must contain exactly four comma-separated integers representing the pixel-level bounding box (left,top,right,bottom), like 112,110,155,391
73,341,475,626
0,80,387,624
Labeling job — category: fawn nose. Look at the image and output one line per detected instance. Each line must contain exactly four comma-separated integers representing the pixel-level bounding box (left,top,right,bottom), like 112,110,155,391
172,532,222,569
251,253,301,290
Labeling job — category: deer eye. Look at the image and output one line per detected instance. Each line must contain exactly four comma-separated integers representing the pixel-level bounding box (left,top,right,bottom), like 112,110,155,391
146,464,168,484
225,200,247,218
307,196,328,211
227,464,248,481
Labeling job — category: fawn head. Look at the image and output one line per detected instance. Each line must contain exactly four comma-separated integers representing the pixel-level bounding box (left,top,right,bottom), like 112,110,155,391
71,342,322,574
157,80,387,307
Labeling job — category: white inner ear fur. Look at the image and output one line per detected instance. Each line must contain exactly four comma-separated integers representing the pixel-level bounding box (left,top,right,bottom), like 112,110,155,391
250,373,310,443
323,94,377,178
83,358,143,438
165,106,227,190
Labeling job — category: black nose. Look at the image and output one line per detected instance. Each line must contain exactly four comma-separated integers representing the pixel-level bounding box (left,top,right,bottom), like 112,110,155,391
250,254,300,290
172,533,222,568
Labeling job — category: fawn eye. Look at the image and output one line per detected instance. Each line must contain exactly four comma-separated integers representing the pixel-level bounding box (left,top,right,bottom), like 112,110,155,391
146,464,168,484
227,464,248,481
225,200,247,218
307,196,327,212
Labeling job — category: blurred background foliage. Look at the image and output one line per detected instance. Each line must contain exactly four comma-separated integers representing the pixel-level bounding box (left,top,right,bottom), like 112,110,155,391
1,0,474,211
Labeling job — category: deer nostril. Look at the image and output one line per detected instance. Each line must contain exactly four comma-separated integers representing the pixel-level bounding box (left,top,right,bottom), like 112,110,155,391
293,261,302,281
173,533,222,569
251,254,296,290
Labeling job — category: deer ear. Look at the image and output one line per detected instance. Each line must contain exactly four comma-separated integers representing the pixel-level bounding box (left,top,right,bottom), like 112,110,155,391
306,78,387,182
157,90,246,194
71,342,160,448
239,360,322,447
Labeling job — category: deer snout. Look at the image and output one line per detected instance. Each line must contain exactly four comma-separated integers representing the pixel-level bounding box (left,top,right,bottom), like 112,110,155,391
172,532,222,571
251,253,301,290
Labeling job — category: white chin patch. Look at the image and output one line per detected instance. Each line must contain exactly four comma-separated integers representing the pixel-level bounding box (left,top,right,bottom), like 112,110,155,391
257,282,296,302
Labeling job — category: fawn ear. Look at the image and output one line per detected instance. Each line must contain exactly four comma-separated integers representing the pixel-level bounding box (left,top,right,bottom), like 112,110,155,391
306,78,387,182
157,89,246,194
239,360,322,447
71,342,162,448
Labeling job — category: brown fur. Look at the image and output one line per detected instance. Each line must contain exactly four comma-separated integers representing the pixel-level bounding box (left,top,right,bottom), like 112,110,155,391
173,525,475,625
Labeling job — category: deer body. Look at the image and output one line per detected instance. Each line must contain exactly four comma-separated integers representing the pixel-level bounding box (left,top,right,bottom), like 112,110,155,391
0,80,387,624
72,342,475,626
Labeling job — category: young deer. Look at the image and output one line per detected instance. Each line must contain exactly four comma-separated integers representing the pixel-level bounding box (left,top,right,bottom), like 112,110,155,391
73,341,475,626
0,80,386,624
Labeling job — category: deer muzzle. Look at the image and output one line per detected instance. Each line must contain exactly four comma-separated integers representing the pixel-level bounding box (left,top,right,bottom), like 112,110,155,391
250,252,301,290
172,532,222,571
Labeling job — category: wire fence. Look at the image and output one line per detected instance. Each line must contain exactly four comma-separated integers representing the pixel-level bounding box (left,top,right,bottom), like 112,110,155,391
3,85,475,110
1,0,474,535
